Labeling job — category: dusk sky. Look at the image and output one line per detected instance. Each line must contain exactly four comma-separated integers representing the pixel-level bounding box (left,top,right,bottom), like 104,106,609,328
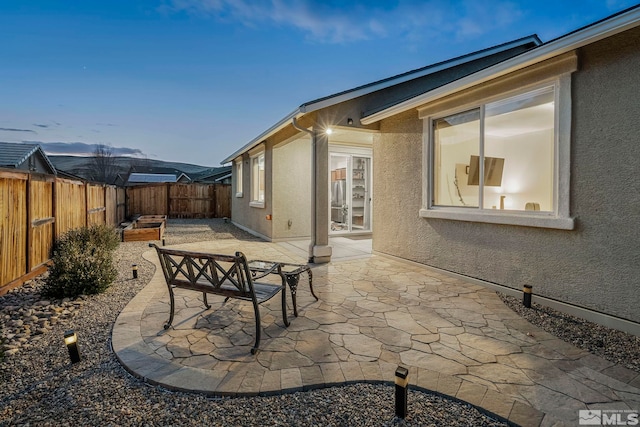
1,1,637,166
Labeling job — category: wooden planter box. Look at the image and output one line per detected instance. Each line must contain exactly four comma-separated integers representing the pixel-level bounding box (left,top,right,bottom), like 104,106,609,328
122,215,166,242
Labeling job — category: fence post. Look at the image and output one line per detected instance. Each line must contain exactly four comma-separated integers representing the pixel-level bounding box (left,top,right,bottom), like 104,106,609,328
26,173,32,275
166,183,170,217
212,184,217,218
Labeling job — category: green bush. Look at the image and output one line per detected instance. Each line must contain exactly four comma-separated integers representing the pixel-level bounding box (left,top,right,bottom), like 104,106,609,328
43,224,120,298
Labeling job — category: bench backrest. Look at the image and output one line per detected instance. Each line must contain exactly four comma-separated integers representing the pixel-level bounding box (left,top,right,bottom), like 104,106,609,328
152,245,255,299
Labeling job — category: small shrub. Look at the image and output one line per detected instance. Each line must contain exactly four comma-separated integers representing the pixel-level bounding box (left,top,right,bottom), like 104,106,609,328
43,224,120,298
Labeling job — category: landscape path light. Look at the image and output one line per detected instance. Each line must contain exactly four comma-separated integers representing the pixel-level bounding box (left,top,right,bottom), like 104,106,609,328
523,284,533,308
64,330,81,364
395,365,409,419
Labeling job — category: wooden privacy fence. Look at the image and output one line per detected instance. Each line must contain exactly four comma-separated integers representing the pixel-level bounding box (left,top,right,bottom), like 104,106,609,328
126,183,231,219
0,169,126,294
1,173,231,293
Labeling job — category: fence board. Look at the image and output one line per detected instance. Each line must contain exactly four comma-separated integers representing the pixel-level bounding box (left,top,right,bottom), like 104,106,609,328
28,175,55,271
127,184,168,217
116,187,126,224
87,184,106,226
2,175,232,292
169,183,215,218
0,173,28,286
127,183,231,219
215,184,232,218
55,179,87,238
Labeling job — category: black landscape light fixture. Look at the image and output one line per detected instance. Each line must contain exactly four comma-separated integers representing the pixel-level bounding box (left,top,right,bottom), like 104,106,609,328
132,264,138,279
523,285,533,308
347,118,354,125
64,330,81,363
395,365,409,419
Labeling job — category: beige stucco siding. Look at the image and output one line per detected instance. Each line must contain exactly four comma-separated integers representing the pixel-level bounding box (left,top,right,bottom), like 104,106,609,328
373,27,640,323
272,136,312,239
230,143,273,240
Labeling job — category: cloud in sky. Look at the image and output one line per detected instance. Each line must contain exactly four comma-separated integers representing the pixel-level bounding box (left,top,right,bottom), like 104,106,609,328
166,0,526,43
0,127,36,133
25,141,145,157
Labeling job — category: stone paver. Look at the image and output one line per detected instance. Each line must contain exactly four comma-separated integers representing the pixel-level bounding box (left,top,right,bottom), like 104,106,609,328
112,239,640,427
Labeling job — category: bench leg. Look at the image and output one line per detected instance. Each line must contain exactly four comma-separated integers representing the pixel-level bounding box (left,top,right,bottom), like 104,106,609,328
281,285,290,327
164,286,175,329
307,269,318,301
202,292,211,309
250,299,261,355
285,274,300,317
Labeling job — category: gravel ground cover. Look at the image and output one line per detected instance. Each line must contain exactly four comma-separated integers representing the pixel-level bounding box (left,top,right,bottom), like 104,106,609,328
1,219,508,426
498,294,640,373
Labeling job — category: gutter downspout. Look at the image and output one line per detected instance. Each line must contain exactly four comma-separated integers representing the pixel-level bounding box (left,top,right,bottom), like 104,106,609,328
292,117,316,263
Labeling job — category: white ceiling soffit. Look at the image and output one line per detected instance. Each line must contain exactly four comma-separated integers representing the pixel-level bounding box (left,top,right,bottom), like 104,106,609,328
360,7,640,125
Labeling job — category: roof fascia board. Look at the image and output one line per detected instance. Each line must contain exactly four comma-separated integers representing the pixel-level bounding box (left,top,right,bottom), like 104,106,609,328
36,146,57,175
361,8,640,125
301,36,541,114
220,108,302,164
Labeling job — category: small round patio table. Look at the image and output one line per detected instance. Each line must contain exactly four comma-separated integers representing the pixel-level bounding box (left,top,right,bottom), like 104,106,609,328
247,260,318,317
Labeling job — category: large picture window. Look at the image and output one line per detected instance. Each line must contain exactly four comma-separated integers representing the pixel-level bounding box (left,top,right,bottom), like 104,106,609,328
433,86,555,212
251,152,265,207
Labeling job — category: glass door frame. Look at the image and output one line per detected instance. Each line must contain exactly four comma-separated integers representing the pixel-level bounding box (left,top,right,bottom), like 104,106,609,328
328,148,372,235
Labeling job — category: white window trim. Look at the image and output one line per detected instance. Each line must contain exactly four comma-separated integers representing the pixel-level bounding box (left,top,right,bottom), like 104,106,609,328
250,149,265,208
235,158,243,198
420,75,574,230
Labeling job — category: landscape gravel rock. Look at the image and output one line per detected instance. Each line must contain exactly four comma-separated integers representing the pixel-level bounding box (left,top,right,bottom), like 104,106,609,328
498,293,640,373
3,218,635,426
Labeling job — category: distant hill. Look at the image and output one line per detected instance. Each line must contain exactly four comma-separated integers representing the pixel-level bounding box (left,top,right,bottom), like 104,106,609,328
49,155,216,183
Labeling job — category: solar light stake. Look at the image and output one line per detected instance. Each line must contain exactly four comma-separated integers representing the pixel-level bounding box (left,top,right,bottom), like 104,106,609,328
64,330,81,363
523,284,532,308
132,264,138,279
395,365,409,419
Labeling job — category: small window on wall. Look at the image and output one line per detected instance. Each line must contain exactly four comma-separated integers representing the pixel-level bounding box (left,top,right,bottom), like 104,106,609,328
433,86,554,211
235,159,243,197
250,152,265,207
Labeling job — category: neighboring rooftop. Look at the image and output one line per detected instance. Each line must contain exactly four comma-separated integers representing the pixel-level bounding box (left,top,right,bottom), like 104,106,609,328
127,172,184,183
0,141,57,174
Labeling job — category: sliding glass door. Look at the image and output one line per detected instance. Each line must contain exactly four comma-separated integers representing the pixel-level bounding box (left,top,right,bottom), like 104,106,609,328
330,154,371,234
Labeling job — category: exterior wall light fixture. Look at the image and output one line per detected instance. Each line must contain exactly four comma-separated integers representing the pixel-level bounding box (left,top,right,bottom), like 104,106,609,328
326,128,333,135
64,330,81,363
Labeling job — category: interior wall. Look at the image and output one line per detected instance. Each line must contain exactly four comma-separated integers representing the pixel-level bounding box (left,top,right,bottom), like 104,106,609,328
272,136,312,239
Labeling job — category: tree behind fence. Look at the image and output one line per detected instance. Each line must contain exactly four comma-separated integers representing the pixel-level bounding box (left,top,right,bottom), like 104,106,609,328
0,169,231,293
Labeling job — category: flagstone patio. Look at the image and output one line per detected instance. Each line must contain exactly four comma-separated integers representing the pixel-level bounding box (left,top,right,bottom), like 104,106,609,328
112,239,640,427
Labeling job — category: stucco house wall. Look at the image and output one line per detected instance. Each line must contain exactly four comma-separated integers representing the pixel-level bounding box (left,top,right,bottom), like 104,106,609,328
372,26,640,323
231,143,274,240
272,135,312,240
